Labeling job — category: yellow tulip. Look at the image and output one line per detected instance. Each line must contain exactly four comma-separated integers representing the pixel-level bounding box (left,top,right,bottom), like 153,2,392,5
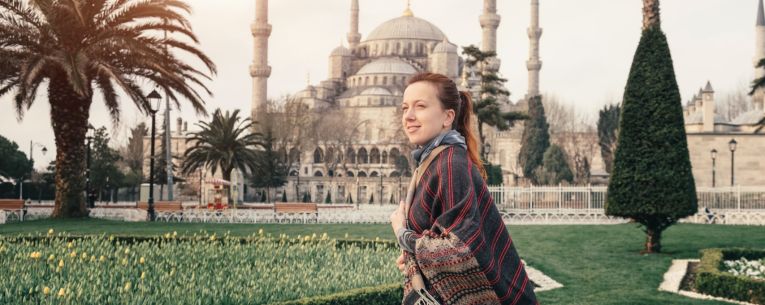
69,251,76,258
258,229,264,235
67,242,72,249
124,248,130,255
58,259,64,268
124,281,131,291
48,254,55,261
99,255,106,262
57,288,65,297
43,286,50,295
139,257,145,264
47,229,54,236
121,258,128,265
141,272,146,279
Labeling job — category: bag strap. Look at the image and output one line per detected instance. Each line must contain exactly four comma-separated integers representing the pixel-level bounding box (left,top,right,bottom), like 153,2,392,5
404,145,450,226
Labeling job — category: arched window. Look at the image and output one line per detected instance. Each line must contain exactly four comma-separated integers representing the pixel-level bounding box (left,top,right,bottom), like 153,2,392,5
346,171,355,177
373,76,378,85
358,148,368,164
314,170,324,177
346,149,356,164
389,148,400,165
389,171,400,177
358,171,367,177
325,147,335,165
370,171,379,177
289,148,300,164
382,151,388,164
313,147,324,163
289,170,299,176
370,148,380,164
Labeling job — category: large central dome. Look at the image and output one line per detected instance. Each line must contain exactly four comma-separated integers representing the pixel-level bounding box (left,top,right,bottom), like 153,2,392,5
365,15,447,42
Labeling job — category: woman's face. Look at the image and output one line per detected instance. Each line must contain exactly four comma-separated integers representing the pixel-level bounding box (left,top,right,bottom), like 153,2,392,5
401,81,455,146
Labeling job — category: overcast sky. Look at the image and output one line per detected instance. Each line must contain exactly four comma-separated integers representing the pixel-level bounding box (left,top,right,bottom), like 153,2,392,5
0,0,759,169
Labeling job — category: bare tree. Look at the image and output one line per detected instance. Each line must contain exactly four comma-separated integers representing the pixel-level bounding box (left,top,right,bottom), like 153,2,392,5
542,95,598,185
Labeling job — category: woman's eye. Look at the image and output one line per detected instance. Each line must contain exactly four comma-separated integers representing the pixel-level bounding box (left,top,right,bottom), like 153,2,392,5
416,104,425,109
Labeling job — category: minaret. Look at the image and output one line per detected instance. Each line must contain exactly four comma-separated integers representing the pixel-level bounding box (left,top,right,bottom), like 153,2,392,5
347,0,361,49
480,0,500,53
480,0,502,73
251,0,271,120
526,0,543,98
754,0,765,110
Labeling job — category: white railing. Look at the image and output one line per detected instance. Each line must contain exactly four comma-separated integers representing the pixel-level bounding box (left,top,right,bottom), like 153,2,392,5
487,185,765,211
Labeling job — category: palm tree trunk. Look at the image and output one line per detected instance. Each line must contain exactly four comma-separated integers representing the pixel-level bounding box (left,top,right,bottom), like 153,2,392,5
223,168,234,205
48,74,91,218
642,0,660,30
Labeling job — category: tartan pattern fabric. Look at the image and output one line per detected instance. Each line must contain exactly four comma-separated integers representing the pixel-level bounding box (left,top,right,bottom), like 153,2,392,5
401,145,538,305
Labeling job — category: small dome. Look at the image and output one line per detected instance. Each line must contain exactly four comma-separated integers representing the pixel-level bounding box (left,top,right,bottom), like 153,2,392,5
365,15,447,42
357,57,417,75
361,87,392,96
331,45,352,57
433,40,457,53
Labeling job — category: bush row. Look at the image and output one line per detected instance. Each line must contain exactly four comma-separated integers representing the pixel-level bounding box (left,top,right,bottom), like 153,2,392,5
695,248,765,304
271,283,402,305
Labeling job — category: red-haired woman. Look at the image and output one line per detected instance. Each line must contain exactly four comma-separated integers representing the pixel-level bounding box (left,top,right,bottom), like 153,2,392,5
390,72,538,305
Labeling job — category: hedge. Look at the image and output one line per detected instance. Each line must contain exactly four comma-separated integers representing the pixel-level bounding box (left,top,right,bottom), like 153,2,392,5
695,248,765,304
270,283,402,305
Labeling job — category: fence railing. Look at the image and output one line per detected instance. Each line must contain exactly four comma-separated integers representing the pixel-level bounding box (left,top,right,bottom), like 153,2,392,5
487,185,765,211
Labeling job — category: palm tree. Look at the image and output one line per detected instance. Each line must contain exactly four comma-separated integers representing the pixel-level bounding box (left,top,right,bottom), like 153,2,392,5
642,0,660,30
0,0,216,218
181,109,264,202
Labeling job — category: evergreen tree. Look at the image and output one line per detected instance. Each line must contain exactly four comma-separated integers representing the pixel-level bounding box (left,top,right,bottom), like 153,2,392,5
535,145,573,185
606,7,697,253
518,95,551,184
249,127,288,202
462,45,528,157
597,103,621,174
324,192,332,204
90,127,124,202
281,191,287,202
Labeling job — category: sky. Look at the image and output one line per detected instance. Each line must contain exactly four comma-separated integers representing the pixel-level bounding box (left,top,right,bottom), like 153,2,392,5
0,0,759,170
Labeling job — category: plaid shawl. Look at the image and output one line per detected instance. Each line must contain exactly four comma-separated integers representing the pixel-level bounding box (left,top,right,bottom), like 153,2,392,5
401,145,538,305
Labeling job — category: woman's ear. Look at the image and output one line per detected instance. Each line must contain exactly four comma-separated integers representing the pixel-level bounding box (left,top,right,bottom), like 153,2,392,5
443,109,456,128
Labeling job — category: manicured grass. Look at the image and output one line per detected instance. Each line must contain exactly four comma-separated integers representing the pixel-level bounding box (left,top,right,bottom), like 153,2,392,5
2,218,764,305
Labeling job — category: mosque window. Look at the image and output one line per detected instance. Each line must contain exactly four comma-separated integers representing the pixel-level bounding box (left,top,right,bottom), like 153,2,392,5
370,171,379,177
389,148,400,164
313,147,324,163
346,171,355,177
314,171,323,177
346,149,356,164
358,148,368,164
370,148,380,163
358,171,367,178
382,151,388,164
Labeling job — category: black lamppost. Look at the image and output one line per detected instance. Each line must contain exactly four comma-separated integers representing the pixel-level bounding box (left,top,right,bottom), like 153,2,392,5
379,162,383,205
147,90,162,221
86,124,96,208
23,141,47,200
710,149,717,187
729,139,737,187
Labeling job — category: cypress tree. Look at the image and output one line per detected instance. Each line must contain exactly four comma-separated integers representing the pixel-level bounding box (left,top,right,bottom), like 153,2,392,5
605,26,697,253
518,95,550,184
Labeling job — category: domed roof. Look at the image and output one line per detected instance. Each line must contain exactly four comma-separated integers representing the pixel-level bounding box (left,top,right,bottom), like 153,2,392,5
365,15,446,42
360,87,392,96
433,39,457,53
357,57,417,75
731,109,765,125
331,45,352,56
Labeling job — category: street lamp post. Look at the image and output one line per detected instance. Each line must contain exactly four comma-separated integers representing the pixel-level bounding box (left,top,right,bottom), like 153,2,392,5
22,141,47,200
710,149,717,188
379,162,383,205
85,124,96,208
147,90,162,221
729,139,737,187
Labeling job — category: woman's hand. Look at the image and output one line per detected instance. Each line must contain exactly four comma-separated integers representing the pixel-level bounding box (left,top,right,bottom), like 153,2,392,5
390,200,406,235
396,250,406,274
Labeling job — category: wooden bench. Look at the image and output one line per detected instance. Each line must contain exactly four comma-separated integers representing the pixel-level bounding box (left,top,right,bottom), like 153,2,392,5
136,201,184,221
0,199,26,221
273,203,318,223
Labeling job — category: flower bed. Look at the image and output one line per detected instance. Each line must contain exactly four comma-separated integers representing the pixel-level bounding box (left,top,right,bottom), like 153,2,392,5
724,257,765,280
0,230,400,305
695,248,765,304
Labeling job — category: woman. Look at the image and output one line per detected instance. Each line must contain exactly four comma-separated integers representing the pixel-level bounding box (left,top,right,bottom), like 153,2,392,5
390,72,539,305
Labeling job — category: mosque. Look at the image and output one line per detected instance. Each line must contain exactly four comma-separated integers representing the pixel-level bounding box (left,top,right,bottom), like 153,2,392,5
248,0,542,202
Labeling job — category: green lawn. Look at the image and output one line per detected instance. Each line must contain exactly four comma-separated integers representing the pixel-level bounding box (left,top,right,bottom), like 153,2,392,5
2,219,764,305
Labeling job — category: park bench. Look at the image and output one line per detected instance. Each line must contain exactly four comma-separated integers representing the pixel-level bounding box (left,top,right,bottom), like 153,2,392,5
273,203,318,223
136,201,184,221
0,199,25,221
